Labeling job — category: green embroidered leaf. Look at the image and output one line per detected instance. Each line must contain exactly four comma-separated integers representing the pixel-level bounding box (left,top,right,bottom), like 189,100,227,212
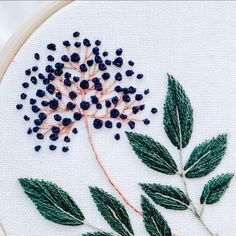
163,74,193,149
18,178,85,226
141,196,171,236
126,132,178,175
200,173,234,205
89,187,134,236
82,233,113,236
184,134,227,178
140,183,189,210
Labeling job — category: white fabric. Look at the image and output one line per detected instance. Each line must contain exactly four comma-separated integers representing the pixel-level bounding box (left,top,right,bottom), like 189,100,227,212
0,1,236,236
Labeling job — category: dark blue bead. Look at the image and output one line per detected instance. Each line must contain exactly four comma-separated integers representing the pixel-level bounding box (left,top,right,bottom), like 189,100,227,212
65,72,72,79
91,95,99,104
38,73,45,80
45,65,54,73
98,63,107,71
80,101,90,110
64,136,70,142
34,53,40,60
137,74,144,79
49,133,58,141
92,47,99,55
111,96,118,105
74,42,81,48
49,99,59,110
80,64,87,72
63,40,71,47
67,102,76,110
80,80,89,89
62,118,71,126
115,72,122,81
22,82,29,88
135,94,143,101
125,70,134,77
92,77,100,84
55,62,64,69
24,115,30,121
48,73,55,80
32,105,40,113
25,69,31,76
49,145,57,151
96,103,102,109
120,114,127,120
115,85,123,92
128,86,136,94
61,55,69,62
71,53,80,62
95,82,102,91
128,121,135,129
34,145,41,152
95,40,101,46
110,109,120,118
27,128,32,134
132,106,139,114
95,55,103,64
123,88,129,94
43,79,50,85
139,104,145,110
37,133,44,140
144,89,150,95
128,60,134,66
116,122,122,128
143,118,150,125
103,51,108,57
105,120,112,128
73,76,80,82
105,100,111,108
87,59,94,66
151,108,158,114
83,38,91,47
105,59,111,65
21,93,27,100
30,76,37,85
73,31,80,37
123,94,131,103
93,119,103,129
46,84,55,94
47,43,56,51
47,55,54,61
51,126,60,134
39,112,47,120
64,78,72,86
116,48,123,56
54,114,62,121
113,57,123,67
56,92,62,100
32,66,38,72
41,101,49,107
69,91,77,99
33,126,39,132
62,146,69,152
34,119,42,126
102,72,110,80
73,112,82,121
72,128,78,134
30,98,36,105
114,133,120,140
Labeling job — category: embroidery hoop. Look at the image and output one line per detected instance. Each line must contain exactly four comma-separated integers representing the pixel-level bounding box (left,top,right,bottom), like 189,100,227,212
0,2,72,235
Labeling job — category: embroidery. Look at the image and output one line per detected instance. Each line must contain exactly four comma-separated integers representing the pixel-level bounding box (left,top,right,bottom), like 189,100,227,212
16,32,158,215
126,74,234,236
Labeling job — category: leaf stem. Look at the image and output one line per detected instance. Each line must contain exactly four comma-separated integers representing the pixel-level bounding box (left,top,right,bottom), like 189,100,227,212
178,149,216,236
0,224,7,236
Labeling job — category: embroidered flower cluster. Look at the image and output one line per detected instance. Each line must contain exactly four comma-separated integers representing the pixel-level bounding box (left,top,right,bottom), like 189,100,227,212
16,32,157,152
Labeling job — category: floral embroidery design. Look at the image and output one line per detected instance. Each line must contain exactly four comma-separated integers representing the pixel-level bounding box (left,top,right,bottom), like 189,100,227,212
16,33,233,236
16,32,158,215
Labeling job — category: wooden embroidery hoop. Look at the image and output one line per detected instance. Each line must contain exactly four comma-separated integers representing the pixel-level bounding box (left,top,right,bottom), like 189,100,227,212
0,1,72,235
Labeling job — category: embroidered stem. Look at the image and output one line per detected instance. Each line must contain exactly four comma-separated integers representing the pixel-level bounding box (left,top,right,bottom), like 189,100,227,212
83,114,142,216
0,224,7,236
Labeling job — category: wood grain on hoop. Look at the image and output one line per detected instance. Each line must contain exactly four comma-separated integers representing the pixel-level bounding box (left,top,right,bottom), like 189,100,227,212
0,0,72,82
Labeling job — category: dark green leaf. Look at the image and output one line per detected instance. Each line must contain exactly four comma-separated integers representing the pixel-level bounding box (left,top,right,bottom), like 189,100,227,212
163,74,193,149
82,232,113,236
141,183,189,210
200,173,234,205
89,187,134,236
18,178,84,225
126,132,178,175
184,134,227,178
141,196,171,236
